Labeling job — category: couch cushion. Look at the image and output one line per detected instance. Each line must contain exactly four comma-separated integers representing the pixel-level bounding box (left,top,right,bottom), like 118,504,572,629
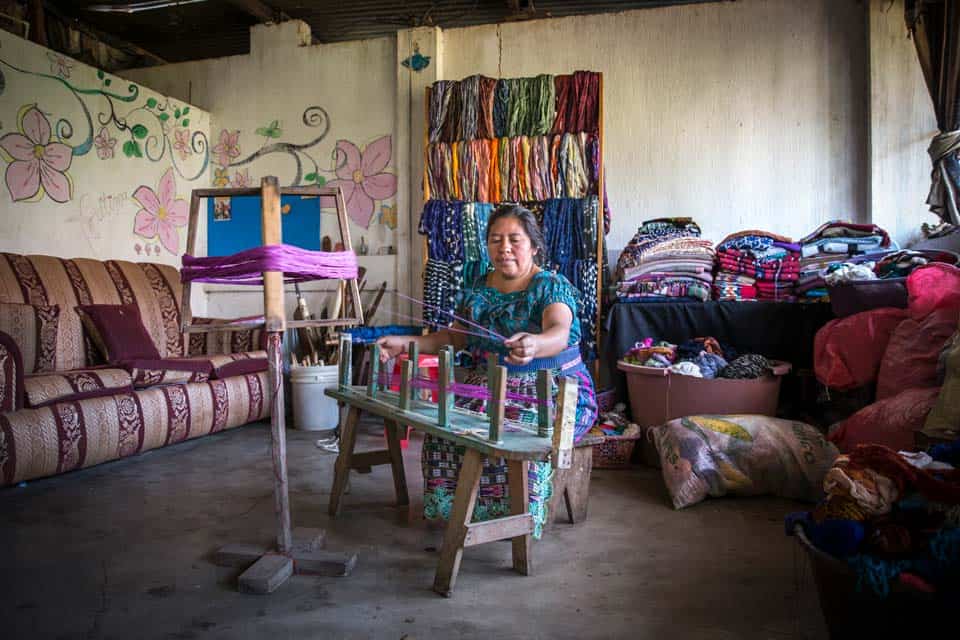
0,254,184,369
0,302,60,374
122,358,212,388
186,316,265,356
0,331,24,412
24,368,133,408
77,303,161,363
207,351,268,378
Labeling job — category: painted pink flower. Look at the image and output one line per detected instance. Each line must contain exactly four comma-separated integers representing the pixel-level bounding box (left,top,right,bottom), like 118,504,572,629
212,129,240,168
132,168,188,255
327,136,398,228
231,168,251,188
173,128,191,160
0,105,73,203
94,127,116,160
47,52,73,79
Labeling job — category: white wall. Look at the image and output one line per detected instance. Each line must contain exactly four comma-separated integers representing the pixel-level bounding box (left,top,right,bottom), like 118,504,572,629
0,31,211,270
442,0,870,249
869,0,939,246
124,22,402,323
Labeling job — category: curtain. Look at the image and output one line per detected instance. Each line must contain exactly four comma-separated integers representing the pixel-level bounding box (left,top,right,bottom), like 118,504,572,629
907,0,960,224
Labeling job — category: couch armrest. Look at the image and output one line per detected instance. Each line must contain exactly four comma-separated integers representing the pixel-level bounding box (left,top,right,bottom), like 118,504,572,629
0,331,25,413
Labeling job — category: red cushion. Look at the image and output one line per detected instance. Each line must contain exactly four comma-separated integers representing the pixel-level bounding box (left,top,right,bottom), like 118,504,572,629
829,387,941,453
76,304,160,363
876,307,959,401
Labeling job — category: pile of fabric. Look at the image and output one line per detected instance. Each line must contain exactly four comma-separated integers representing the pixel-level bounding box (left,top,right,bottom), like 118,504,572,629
786,441,960,600
613,218,715,302
621,336,777,380
587,402,641,439
796,221,895,301
713,231,801,301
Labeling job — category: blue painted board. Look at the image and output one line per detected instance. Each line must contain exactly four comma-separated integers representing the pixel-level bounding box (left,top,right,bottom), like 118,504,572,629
206,195,325,256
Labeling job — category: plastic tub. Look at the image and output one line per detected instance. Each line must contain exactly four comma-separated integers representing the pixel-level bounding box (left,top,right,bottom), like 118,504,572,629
616,359,791,428
290,364,340,431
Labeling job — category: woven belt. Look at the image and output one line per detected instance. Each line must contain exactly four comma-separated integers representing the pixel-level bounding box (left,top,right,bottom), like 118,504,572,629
499,345,582,374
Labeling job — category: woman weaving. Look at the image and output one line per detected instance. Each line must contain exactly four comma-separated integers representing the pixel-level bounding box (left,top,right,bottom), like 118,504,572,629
378,204,597,536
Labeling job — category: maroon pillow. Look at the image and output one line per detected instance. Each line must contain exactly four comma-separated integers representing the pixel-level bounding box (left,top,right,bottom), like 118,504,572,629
76,304,160,363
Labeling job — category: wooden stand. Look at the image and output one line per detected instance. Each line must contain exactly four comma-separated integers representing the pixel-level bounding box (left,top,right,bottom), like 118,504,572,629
326,339,578,597
185,177,362,594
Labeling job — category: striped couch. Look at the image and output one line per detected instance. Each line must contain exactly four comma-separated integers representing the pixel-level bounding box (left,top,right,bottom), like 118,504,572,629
0,253,270,487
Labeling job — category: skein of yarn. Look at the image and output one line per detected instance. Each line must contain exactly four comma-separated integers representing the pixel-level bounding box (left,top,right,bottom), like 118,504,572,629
719,354,772,379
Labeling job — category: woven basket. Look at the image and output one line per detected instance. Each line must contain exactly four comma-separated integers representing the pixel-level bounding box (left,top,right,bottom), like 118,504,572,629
793,524,947,637
592,432,642,469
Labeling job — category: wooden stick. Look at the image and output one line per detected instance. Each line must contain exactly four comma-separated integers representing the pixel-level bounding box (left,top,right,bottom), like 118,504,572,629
181,190,202,331
536,369,552,438
368,343,380,398
438,346,454,428
552,377,578,470
266,331,292,553
487,354,505,444
338,333,352,389
399,358,413,412
260,176,285,333
328,405,360,517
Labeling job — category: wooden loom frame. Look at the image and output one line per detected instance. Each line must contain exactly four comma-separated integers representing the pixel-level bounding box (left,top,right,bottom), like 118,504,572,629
325,336,577,597
183,177,363,594
421,73,605,379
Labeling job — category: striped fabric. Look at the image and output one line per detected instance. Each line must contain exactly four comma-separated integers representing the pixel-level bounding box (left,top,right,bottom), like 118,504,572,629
0,302,60,373
0,254,185,370
24,368,133,408
0,371,269,486
0,332,24,413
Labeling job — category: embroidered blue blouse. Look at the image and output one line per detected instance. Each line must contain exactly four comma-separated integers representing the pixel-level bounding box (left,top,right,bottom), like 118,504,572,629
457,270,582,356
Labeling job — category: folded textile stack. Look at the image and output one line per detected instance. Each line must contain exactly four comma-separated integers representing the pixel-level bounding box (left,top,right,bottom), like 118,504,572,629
614,218,715,302
796,221,895,301
713,231,800,301
786,441,960,600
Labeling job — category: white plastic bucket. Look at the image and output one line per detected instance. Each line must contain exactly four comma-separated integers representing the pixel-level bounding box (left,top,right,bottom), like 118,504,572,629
290,365,340,431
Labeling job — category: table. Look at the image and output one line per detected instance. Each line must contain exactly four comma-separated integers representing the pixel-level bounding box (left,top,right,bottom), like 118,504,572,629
603,300,835,411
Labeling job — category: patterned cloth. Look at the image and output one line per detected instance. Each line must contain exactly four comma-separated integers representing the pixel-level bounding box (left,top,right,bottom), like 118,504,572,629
422,270,598,537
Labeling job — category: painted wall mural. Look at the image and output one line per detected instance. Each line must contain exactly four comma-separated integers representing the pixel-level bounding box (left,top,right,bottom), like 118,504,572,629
210,105,397,229
0,53,209,207
0,35,210,263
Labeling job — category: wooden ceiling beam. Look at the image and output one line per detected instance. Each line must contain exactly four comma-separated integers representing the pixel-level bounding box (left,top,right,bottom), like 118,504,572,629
224,0,289,23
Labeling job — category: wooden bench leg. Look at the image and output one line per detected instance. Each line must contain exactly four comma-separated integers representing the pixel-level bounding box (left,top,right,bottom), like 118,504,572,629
508,459,532,575
328,405,361,517
432,448,483,597
384,420,409,507
564,445,594,524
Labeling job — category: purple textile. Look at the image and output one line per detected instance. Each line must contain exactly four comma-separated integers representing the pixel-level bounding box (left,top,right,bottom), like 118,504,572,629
181,244,358,284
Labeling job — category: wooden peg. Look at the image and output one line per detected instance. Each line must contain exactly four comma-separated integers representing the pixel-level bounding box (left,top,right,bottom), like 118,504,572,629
338,333,352,389
552,377,578,470
368,343,380,398
537,369,553,438
487,354,506,444
408,341,419,379
438,346,454,428
399,359,413,412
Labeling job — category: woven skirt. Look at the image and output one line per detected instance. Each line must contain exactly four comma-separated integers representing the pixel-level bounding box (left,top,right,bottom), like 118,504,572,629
421,364,597,538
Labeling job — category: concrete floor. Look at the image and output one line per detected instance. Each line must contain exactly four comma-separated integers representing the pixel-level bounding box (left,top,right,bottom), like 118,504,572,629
1,420,829,640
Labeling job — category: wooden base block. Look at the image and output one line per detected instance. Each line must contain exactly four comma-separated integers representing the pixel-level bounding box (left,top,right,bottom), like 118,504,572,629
291,527,326,554
293,549,358,577
211,543,270,568
238,554,294,594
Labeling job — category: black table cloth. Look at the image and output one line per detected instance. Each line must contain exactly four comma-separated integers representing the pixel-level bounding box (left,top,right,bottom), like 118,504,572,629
603,300,835,409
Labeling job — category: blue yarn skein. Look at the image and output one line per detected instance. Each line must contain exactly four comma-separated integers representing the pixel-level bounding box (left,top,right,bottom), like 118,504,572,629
693,352,728,379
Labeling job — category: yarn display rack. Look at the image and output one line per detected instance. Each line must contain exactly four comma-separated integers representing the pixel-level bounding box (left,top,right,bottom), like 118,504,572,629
421,72,606,373
180,178,363,594
325,334,577,596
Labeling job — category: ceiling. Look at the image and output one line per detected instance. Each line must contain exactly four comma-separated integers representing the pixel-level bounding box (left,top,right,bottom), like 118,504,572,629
42,0,724,68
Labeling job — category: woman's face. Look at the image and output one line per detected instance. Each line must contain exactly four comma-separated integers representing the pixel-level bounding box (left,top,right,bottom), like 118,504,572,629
487,216,538,279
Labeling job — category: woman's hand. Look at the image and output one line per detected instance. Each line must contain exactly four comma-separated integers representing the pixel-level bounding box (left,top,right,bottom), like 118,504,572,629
376,336,407,362
504,332,539,365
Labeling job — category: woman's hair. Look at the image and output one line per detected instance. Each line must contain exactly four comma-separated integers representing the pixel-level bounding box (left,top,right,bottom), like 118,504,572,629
486,204,547,266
